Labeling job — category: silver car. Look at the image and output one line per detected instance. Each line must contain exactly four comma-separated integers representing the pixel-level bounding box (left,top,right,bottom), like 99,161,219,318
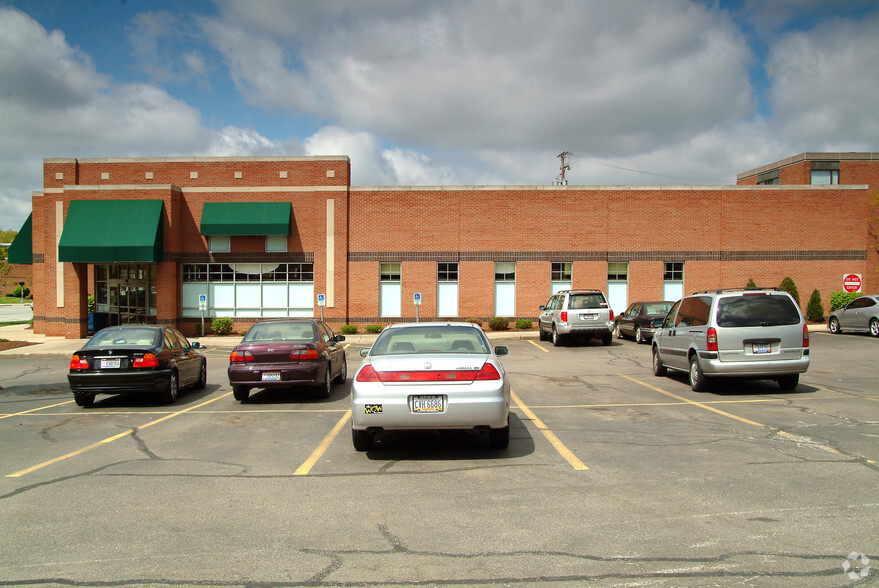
828,295,879,337
652,288,809,391
538,289,614,346
351,322,510,451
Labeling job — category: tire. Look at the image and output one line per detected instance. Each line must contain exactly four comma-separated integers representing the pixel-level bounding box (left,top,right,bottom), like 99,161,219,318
489,421,510,450
652,347,667,377
194,360,207,389
614,324,623,339
552,325,563,347
232,385,250,402
778,374,799,390
829,317,841,334
161,370,179,404
317,365,332,399
871,318,879,338
688,356,709,392
333,355,347,384
635,326,643,344
539,324,549,342
73,392,95,407
602,331,612,346
352,428,374,451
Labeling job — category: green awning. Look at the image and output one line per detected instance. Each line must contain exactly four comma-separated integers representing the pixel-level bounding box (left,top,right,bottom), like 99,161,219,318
200,202,291,236
7,214,32,265
58,200,164,263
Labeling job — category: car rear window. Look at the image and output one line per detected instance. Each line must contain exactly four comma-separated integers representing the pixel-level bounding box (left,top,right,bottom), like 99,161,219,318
86,328,159,347
370,326,490,356
716,295,801,328
568,294,606,309
643,302,673,315
243,323,316,342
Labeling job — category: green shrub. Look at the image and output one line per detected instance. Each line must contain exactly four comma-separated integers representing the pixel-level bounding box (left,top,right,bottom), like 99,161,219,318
87,294,96,313
12,285,30,298
211,316,234,336
365,324,383,334
340,324,358,335
746,277,757,288
830,291,862,311
488,317,509,331
806,289,824,322
779,277,800,306
465,318,483,327
515,319,533,330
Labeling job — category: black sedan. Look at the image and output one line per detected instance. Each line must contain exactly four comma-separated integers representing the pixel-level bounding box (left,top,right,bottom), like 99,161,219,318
614,301,675,344
68,326,207,407
227,320,347,402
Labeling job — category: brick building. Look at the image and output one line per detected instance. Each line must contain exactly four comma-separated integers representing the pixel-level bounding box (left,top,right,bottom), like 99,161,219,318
8,152,877,338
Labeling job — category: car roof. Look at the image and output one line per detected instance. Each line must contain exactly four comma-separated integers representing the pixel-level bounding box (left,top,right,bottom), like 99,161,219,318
383,322,481,330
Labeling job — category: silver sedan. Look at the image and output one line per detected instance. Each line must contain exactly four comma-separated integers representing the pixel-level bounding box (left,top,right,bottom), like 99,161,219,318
351,322,510,451
828,295,879,337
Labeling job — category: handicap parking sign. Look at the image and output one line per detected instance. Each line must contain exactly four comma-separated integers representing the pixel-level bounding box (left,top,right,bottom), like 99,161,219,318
317,294,326,307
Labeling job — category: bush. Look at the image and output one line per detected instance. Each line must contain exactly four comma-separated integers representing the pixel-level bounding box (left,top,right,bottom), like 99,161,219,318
87,294,96,313
779,277,800,306
515,319,533,330
830,291,862,312
365,324,383,334
746,277,757,288
211,316,234,336
488,317,509,331
806,289,824,322
340,324,358,335
12,285,30,298
464,318,483,327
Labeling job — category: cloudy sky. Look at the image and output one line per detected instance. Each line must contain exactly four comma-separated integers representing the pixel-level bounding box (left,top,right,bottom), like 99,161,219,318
2,0,878,231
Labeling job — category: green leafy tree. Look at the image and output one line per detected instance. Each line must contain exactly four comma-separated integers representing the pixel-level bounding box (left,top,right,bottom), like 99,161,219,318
779,277,800,306
806,289,824,322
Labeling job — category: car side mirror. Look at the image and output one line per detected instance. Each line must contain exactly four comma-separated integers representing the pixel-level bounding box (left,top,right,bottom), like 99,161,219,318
539,305,546,311
335,335,346,342
192,342,205,349
360,348,370,357
494,345,509,356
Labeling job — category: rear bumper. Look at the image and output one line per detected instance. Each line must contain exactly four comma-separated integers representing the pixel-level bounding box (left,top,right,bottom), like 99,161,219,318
67,369,171,395
698,353,810,377
228,362,323,388
559,323,613,337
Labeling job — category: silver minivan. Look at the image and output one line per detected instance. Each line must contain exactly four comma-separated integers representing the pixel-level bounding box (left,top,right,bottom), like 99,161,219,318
652,288,809,391
538,290,614,346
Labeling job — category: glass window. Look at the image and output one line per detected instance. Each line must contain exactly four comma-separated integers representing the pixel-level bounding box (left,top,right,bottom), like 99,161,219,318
266,235,287,252
438,262,458,282
494,262,515,316
810,169,839,185
716,295,801,327
209,235,230,253
495,262,516,282
380,262,402,282
551,262,572,281
664,262,683,281
608,262,628,281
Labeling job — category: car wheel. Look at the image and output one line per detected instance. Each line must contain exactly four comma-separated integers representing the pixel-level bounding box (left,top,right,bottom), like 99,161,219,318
688,356,709,392
73,392,95,407
652,347,667,377
870,318,879,338
829,317,841,334
194,360,207,389
778,374,799,390
232,385,250,402
602,331,612,346
317,366,332,399
614,324,622,339
635,326,643,344
552,325,563,347
161,370,179,404
352,428,374,451
539,324,549,342
489,421,510,450
333,355,347,384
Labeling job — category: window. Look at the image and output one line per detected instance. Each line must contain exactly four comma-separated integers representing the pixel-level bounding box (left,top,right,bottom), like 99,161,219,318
494,262,516,316
757,170,779,185
551,262,572,294
266,235,287,252
675,296,712,327
664,262,683,281
607,262,628,316
380,262,402,317
663,262,684,301
209,235,230,253
437,262,458,317
810,161,839,185
608,262,628,281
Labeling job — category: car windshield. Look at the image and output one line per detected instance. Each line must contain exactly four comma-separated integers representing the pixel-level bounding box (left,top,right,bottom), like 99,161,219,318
568,294,606,309
86,328,159,347
243,322,316,342
716,295,801,327
370,326,490,356
643,302,673,315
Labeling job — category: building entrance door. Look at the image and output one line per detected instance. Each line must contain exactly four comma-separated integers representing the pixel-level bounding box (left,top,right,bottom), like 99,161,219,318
97,264,156,326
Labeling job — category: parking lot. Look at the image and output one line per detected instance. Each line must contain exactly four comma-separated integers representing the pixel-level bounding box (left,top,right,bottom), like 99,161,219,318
1,331,877,586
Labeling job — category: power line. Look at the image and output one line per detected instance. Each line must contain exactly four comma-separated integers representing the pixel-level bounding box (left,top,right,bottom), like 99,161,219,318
566,153,734,184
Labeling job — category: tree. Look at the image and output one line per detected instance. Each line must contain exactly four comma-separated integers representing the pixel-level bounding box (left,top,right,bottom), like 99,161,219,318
779,277,800,306
806,289,824,322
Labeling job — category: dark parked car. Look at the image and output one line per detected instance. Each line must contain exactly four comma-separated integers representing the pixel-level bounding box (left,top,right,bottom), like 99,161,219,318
227,320,347,402
68,326,207,407
614,301,675,344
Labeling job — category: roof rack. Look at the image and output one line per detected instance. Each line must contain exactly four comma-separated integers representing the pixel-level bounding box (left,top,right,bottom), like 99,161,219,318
691,287,781,295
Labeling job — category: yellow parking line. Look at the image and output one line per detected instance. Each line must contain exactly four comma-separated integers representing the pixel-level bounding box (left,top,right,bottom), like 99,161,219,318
0,399,74,420
294,409,351,475
6,391,233,478
511,390,588,470
527,340,549,353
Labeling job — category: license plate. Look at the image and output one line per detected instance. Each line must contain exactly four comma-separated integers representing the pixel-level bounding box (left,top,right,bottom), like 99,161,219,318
752,343,771,354
580,313,596,320
100,358,120,369
412,395,444,413
262,372,281,381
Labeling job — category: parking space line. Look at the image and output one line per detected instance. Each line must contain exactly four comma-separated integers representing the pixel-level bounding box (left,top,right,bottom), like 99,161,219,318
527,340,549,353
511,390,588,470
6,391,233,478
0,399,74,420
294,409,351,475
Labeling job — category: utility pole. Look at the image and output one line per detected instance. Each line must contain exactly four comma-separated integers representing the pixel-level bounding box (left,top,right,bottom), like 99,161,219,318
556,151,571,185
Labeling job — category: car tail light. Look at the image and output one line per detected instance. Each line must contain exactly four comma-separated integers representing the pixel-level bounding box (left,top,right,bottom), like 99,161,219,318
290,349,320,360
69,355,89,370
475,362,501,380
707,327,718,352
355,365,380,382
230,350,253,363
133,353,160,368
609,309,614,322
803,324,810,348
561,311,568,323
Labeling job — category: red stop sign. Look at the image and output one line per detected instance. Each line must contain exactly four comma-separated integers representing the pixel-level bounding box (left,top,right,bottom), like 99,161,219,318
843,274,862,293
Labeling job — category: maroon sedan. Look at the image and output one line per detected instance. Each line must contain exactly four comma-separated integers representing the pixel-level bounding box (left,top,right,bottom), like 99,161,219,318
227,320,347,402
